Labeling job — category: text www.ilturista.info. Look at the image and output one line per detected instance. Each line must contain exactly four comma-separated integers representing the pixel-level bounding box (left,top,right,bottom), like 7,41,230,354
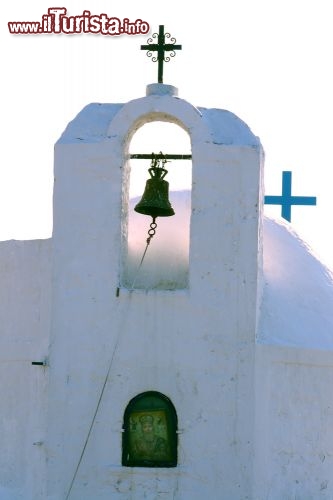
8,8,150,35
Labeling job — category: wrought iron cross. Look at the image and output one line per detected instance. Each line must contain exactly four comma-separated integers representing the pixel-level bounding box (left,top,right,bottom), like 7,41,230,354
141,25,182,83
265,171,317,222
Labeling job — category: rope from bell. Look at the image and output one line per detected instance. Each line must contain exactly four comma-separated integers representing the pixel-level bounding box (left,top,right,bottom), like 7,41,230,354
130,217,157,289
64,301,127,500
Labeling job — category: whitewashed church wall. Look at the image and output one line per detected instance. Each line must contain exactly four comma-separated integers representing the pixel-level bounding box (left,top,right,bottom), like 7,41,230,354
0,239,51,500
2,86,333,500
254,344,333,500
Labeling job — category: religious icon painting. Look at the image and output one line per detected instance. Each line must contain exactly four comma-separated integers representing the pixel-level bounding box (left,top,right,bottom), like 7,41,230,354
122,392,177,467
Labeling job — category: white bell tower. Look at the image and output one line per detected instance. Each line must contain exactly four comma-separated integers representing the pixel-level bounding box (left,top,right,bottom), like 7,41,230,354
46,28,264,499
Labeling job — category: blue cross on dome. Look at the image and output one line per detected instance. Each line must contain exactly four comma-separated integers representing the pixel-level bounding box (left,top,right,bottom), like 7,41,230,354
264,171,317,222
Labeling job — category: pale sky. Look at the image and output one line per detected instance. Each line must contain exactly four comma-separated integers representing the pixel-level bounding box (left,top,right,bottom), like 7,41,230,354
2,0,333,270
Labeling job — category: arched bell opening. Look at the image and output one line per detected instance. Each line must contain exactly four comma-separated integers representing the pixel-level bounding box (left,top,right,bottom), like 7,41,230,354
121,120,192,290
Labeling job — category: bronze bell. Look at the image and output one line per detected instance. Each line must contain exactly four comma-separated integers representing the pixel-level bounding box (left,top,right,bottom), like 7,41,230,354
134,161,175,218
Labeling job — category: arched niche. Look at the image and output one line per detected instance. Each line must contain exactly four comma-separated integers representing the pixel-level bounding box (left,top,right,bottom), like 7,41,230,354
122,391,178,468
122,120,192,290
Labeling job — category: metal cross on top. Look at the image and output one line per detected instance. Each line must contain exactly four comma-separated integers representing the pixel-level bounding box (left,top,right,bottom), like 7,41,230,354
265,171,317,222
141,25,182,83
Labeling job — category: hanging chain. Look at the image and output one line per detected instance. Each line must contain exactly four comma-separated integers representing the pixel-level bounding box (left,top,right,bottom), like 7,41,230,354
130,217,157,289
146,217,157,244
